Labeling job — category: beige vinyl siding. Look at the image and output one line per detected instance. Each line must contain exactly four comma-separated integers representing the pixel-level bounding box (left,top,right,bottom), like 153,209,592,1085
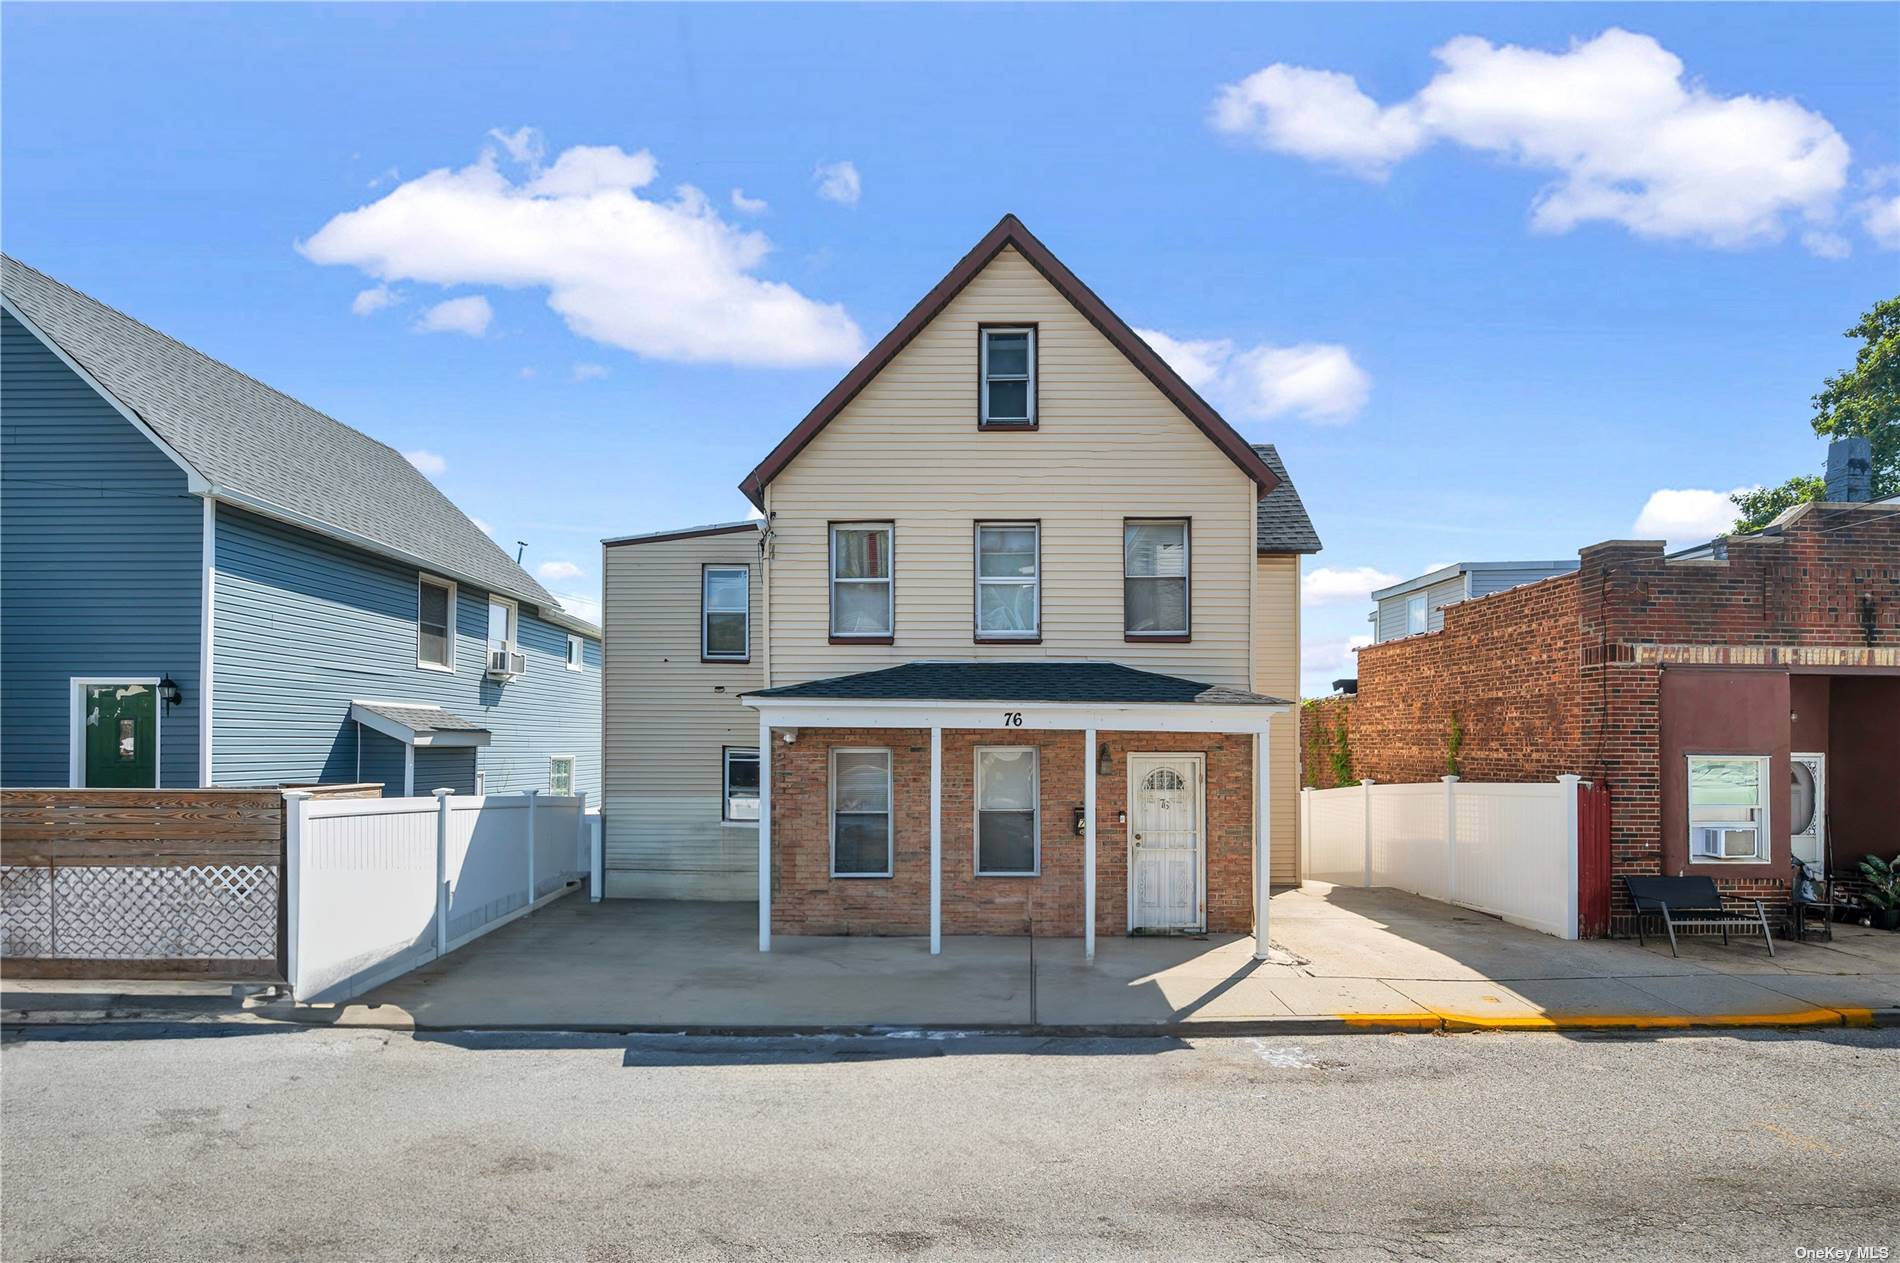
1252,553,1301,886
602,530,761,899
764,246,1255,689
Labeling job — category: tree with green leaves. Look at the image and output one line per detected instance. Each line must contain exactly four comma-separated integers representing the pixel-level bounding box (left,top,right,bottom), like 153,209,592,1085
1731,294,1899,533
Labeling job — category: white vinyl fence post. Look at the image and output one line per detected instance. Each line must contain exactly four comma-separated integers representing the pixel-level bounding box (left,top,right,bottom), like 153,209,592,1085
1300,786,1312,880
1559,774,1581,941
523,789,539,912
575,790,593,897
433,788,453,958
1442,775,1459,906
281,790,312,998
1361,778,1377,887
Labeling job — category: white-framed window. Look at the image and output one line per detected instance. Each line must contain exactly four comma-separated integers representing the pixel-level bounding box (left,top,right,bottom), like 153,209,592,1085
980,326,1036,426
975,747,1039,876
487,596,517,657
1405,593,1427,637
702,565,751,661
723,747,760,823
549,755,575,796
830,748,893,877
1688,755,1770,863
418,575,456,671
566,634,585,671
1123,519,1189,637
975,522,1040,640
830,524,893,640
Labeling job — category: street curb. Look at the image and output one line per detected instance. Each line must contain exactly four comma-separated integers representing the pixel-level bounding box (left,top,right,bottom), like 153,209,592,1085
6,1006,1895,1038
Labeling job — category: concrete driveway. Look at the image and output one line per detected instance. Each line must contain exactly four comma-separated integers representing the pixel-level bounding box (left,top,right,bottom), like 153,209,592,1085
265,882,1899,1033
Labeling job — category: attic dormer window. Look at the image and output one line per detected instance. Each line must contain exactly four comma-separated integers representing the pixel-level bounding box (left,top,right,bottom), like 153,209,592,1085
980,326,1036,428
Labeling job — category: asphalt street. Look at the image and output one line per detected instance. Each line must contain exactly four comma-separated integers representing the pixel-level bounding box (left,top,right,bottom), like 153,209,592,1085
3,1023,1895,1261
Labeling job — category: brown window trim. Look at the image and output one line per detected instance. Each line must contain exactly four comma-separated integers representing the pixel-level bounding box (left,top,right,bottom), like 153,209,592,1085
972,519,1042,644
1122,516,1192,643
699,562,752,664
828,520,895,643
976,322,1039,431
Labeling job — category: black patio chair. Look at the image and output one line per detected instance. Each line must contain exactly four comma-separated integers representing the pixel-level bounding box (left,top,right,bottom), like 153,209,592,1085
1790,857,1834,943
1624,876,1775,958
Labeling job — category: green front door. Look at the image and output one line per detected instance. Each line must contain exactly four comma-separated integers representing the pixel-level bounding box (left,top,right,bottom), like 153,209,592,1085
83,683,158,788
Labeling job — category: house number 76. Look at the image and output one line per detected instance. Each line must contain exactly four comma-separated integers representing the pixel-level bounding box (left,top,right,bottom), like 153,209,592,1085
1002,712,1024,726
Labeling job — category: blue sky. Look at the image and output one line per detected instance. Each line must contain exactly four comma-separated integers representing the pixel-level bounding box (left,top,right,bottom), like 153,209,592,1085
5,3,1896,694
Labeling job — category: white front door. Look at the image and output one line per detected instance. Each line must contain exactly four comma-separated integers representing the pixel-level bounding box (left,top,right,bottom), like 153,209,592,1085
1791,752,1826,868
1128,753,1205,932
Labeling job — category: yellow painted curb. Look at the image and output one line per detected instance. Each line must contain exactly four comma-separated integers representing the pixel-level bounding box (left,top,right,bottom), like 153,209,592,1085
1341,1006,1874,1033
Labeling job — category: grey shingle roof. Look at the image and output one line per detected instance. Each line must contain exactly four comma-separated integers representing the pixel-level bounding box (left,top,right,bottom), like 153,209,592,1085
2,254,557,608
349,700,491,739
1251,444,1322,554
747,661,1289,706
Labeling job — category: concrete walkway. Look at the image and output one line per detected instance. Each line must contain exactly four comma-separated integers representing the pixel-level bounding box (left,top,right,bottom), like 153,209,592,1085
7,884,1896,1034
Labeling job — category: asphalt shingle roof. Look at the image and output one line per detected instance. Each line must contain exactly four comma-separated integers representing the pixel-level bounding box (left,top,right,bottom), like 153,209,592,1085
1251,444,1322,555
2,254,558,608
349,701,491,738
747,661,1289,706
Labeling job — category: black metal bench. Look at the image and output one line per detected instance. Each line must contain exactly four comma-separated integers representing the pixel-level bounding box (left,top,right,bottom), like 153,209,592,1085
1625,876,1775,958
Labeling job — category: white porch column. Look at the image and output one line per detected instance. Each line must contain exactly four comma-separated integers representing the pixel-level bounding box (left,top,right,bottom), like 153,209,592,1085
758,714,772,952
1254,726,1272,962
1084,728,1097,962
929,726,942,955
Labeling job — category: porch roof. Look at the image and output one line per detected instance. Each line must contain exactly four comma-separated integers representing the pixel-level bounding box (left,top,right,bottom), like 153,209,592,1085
744,661,1290,707
349,700,493,748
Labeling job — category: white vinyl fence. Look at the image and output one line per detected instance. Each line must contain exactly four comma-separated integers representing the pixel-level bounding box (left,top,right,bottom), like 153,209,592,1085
1302,776,1581,940
285,789,595,1003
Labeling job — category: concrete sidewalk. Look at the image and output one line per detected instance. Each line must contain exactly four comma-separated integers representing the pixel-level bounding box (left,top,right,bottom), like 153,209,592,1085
6,884,1896,1034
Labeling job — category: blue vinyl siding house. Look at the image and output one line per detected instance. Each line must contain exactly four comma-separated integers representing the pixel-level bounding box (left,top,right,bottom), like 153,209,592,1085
1,255,600,799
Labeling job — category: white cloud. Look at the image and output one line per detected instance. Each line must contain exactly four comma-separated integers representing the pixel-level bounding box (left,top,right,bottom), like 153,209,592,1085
1137,328,1370,423
487,125,545,166
301,137,865,368
404,449,448,477
414,295,493,337
552,591,602,625
1303,566,1402,606
1212,28,1852,252
351,284,399,316
537,560,585,583
570,362,608,382
1302,633,1374,684
1859,194,1900,249
1633,486,1750,547
1802,230,1852,260
472,517,494,537
731,188,768,215
813,160,861,207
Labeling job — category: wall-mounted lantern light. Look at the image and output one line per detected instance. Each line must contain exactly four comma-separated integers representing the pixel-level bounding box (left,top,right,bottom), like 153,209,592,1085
1096,742,1112,776
158,674,183,714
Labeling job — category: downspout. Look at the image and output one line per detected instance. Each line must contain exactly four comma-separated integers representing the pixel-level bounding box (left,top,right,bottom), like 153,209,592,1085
199,495,216,787
759,501,773,689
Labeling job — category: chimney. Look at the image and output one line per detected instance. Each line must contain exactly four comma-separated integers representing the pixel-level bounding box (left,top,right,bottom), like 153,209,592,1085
1824,436,1873,502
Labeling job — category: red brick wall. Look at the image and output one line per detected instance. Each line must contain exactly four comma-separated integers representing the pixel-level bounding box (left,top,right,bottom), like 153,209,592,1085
1336,572,1584,785
1299,697,1355,789
768,727,1258,937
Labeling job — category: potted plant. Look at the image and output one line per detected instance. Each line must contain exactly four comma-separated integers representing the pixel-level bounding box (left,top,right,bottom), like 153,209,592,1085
1859,854,1900,931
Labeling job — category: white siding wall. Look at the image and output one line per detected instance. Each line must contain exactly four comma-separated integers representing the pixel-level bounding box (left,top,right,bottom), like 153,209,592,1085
764,246,1256,689
1375,573,1469,642
1252,553,1301,886
602,529,761,899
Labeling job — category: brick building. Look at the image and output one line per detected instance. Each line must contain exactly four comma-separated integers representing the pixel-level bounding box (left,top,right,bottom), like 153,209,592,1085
1304,476,1898,930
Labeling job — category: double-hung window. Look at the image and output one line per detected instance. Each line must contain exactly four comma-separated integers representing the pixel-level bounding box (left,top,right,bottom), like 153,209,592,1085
1123,519,1189,638
1688,755,1769,862
723,747,760,822
975,522,1040,640
830,749,893,877
830,524,893,640
418,576,455,670
979,327,1035,427
1405,593,1427,637
702,565,750,662
975,748,1039,876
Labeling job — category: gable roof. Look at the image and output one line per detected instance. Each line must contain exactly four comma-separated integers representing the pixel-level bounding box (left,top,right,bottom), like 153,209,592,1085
1250,444,1321,554
1,254,559,610
739,215,1281,508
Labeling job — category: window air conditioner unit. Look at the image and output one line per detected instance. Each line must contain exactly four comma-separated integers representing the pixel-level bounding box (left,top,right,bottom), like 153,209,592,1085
486,647,525,680
1693,825,1758,860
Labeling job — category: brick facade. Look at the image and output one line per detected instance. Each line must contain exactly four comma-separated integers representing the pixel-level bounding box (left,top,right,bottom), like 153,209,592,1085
1308,506,1899,931
768,727,1261,938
